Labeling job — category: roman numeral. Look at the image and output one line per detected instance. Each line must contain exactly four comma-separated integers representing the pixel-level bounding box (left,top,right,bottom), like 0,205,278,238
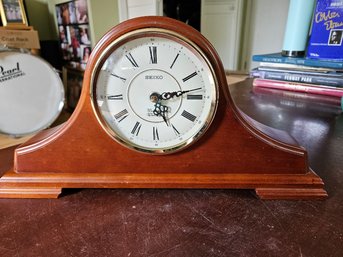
149,46,157,64
111,73,126,82
153,126,159,141
182,71,197,82
170,53,179,69
187,94,203,100
171,124,180,136
125,53,139,67
114,109,129,122
108,94,123,100
181,110,196,122
131,121,142,136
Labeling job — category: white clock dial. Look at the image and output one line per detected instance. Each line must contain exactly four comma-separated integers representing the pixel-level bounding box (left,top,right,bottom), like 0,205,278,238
92,29,218,154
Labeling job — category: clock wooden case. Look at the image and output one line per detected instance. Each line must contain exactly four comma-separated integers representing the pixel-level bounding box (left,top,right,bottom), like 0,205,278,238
0,17,327,199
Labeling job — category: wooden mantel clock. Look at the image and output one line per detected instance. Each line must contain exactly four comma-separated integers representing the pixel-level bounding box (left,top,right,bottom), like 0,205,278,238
0,17,327,199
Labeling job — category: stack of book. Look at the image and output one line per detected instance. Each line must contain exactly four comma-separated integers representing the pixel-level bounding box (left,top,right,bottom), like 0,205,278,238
250,52,343,99
250,0,343,102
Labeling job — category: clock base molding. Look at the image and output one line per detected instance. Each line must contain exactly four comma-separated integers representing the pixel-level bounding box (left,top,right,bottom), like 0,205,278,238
0,169,327,199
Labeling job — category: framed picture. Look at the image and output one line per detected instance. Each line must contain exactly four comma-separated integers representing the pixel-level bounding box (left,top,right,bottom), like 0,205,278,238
0,0,28,27
55,0,91,70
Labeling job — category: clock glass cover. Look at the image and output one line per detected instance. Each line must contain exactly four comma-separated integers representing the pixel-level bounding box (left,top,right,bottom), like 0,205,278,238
91,28,218,154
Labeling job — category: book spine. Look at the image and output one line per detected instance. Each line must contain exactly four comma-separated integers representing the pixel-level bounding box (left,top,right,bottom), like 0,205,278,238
252,55,343,69
251,69,343,87
258,66,342,76
253,78,343,98
258,62,341,72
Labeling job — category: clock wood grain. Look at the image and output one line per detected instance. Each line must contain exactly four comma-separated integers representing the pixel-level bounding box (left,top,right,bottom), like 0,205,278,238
0,17,327,199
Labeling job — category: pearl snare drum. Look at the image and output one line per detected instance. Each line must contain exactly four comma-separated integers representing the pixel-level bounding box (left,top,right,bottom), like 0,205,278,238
0,51,64,137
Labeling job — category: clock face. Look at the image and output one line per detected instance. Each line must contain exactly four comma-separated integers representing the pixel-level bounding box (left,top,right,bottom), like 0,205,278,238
91,29,218,154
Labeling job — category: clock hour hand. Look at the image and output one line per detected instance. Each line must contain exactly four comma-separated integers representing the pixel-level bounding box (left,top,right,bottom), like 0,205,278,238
159,87,202,100
153,102,170,126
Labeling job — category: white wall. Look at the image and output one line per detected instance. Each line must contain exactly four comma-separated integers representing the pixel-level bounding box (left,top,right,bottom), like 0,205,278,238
201,0,244,71
243,0,290,71
25,0,55,40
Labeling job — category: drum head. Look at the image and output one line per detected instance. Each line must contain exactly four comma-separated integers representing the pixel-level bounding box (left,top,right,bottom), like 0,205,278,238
0,51,64,136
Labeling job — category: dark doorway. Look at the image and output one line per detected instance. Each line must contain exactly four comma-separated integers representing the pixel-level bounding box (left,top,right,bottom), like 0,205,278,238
163,0,201,31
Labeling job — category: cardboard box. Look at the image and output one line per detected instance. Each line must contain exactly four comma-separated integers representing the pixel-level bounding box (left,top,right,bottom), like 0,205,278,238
0,28,40,49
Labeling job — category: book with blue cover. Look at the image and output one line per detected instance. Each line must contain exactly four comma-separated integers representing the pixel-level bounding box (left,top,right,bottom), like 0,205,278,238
307,0,343,60
252,52,343,69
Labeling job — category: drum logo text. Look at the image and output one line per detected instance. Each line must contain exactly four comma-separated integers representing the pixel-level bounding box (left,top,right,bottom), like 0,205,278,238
0,62,25,83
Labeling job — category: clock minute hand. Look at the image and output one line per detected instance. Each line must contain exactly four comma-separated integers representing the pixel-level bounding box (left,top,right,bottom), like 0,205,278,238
159,87,202,100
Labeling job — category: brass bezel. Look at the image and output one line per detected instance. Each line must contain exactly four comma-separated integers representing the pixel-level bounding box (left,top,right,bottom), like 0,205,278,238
90,28,219,155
